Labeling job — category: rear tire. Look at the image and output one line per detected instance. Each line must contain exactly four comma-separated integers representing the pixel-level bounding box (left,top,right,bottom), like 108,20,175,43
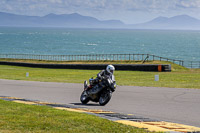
80,91,89,104
99,90,112,106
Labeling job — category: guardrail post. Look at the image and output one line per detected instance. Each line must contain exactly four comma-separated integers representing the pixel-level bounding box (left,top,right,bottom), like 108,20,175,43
199,61,200,68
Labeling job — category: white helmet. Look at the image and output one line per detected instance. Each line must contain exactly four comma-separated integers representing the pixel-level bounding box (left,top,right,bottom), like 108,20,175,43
106,65,115,75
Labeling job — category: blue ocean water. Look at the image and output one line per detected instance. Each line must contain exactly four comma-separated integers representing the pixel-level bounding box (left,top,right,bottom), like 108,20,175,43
0,27,199,61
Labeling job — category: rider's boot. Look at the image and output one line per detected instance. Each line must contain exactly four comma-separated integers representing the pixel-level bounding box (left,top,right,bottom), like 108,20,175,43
85,85,93,95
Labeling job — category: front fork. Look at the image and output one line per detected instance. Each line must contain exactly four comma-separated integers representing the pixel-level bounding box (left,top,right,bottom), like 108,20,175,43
84,80,88,90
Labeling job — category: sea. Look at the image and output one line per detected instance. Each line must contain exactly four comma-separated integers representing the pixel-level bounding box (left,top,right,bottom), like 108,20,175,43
0,27,200,61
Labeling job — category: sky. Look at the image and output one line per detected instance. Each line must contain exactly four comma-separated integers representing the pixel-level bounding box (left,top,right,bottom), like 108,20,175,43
0,0,200,24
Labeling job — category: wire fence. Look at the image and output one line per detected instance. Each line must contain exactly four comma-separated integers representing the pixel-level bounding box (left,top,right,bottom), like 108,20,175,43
0,54,199,68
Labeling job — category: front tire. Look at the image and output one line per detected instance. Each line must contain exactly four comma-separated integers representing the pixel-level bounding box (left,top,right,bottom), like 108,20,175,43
80,91,89,104
99,90,112,106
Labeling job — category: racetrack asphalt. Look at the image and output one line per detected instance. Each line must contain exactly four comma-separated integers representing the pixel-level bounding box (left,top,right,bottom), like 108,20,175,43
0,79,200,127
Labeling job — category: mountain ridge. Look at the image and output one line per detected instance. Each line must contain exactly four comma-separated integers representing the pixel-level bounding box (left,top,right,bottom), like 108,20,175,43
0,12,200,30
0,12,125,28
131,15,200,30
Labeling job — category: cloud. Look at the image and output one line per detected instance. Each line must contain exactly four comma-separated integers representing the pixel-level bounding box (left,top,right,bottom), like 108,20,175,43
49,0,62,4
176,0,200,8
1,0,199,14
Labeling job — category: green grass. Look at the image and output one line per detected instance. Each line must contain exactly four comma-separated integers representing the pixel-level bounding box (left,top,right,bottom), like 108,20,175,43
0,99,148,133
0,64,200,89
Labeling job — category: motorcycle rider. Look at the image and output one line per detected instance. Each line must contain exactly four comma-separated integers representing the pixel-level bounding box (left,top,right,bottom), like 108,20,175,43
97,64,115,81
85,65,115,92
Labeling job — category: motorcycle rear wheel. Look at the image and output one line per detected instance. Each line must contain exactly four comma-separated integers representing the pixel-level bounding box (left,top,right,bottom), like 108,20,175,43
80,91,90,104
99,90,112,106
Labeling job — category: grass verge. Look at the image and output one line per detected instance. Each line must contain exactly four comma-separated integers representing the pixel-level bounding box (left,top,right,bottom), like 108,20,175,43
0,64,200,89
0,58,188,70
0,99,148,133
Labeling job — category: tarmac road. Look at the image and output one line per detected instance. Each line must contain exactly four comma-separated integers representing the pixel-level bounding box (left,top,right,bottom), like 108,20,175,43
0,79,200,127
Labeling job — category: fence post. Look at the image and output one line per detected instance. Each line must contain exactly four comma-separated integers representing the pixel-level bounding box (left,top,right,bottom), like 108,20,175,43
199,61,200,68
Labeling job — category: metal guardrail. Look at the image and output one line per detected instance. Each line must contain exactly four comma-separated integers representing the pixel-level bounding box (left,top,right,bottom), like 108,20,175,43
183,61,200,69
0,54,199,68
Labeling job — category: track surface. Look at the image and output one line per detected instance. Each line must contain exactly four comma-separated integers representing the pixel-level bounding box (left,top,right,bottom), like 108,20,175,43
0,79,200,127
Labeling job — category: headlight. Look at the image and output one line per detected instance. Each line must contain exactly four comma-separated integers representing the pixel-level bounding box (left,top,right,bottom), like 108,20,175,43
114,84,117,88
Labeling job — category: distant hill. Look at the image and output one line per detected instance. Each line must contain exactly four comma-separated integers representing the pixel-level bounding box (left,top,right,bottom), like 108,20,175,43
0,12,125,28
130,15,200,30
0,12,200,30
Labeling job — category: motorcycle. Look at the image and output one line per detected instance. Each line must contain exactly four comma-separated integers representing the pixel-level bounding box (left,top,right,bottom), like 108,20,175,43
80,76,116,106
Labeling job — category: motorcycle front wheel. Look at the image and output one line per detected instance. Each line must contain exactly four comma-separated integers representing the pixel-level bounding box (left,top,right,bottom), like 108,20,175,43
99,90,112,106
80,90,90,104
